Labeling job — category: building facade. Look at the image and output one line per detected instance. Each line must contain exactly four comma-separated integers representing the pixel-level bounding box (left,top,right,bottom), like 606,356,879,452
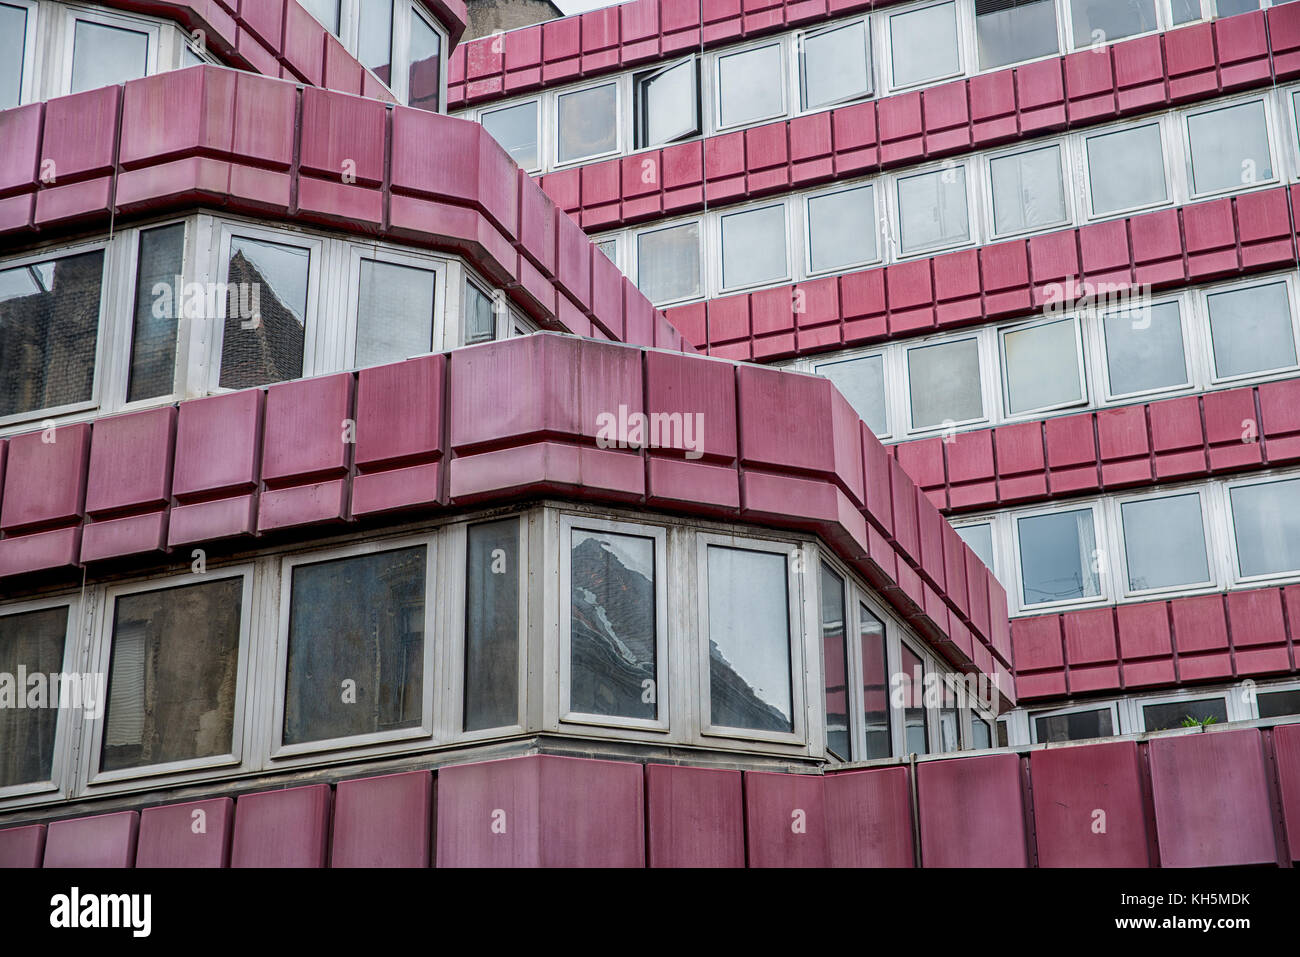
0,0,1297,868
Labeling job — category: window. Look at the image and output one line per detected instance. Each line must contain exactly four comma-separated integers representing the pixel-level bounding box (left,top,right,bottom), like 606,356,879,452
996,717,1009,747
0,2,30,109
955,522,996,573
976,0,1059,70
820,565,851,759
1085,123,1167,215
907,337,983,430
1120,493,1211,592
1230,478,1300,578
703,543,795,735
357,0,394,85
970,714,993,749
565,527,661,722
807,184,878,273
0,605,69,790
989,144,1068,236
815,353,888,436
302,0,341,34
1033,705,1115,742
1102,300,1189,398
464,519,520,732
1186,100,1272,196
1069,0,1158,48
1017,507,1101,606
1205,281,1297,380
596,238,618,264
557,83,618,164
900,643,929,754
860,604,891,759
1142,697,1227,731
799,20,871,110
897,166,970,254
356,259,437,366
407,7,442,112
0,249,105,420
127,223,186,403
1216,0,1262,18
70,17,150,93
1257,687,1300,718
1000,317,1084,415
99,576,245,774
464,282,497,344
889,3,960,88
719,204,788,291
219,235,311,390
482,102,540,171
716,43,784,128
637,222,703,304
939,682,961,752
281,545,428,748
635,58,700,148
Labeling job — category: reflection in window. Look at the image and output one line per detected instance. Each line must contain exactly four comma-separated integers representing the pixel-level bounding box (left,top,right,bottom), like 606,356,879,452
464,283,497,344
717,43,783,127
358,0,393,85
820,565,850,759
71,20,149,94
569,530,658,720
102,578,242,772
1142,697,1227,731
1002,318,1083,414
1258,688,1300,719
557,84,617,163
1121,494,1210,591
1034,707,1114,742
219,236,309,390
635,58,699,148
483,101,539,171
301,0,341,34
808,184,877,273
0,2,28,109
1018,508,1101,605
637,222,702,304
800,21,871,110
897,166,969,253
975,0,1058,70
356,259,437,367
464,519,520,731
989,145,1067,235
900,644,928,754
0,250,104,418
907,338,982,429
128,223,186,402
707,545,793,732
720,205,788,290
283,547,426,745
1230,478,1300,577
408,10,441,112
0,607,67,788
860,604,891,759
1069,0,1157,48
1086,124,1166,215
1103,301,1188,397
816,353,887,436
890,3,959,88
1186,101,1271,195
1206,282,1297,379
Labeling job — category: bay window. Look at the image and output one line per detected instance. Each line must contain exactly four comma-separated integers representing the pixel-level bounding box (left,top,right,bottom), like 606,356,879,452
218,234,312,391
0,604,72,792
127,223,186,403
463,519,522,732
355,258,439,367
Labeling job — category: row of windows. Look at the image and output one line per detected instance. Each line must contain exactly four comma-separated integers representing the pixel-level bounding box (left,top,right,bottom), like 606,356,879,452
951,468,1300,613
0,507,986,809
462,0,1295,174
0,214,533,431
792,270,1300,440
592,89,1300,306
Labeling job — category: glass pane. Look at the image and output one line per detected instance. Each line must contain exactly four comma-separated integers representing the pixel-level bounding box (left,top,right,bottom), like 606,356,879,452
707,546,793,732
897,167,969,253
0,250,104,418
940,707,960,751
860,604,890,759
1070,0,1157,47
1142,698,1227,731
638,59,698,147
1103,301,1188,396
1171,0,1201,22
971,716,992,749
464,283,497,344
907,338,982,429
1216,0,1261,16
102,578,242,771
1121,494,1210,590
976,0,1059,70
955,522,995,571
596,239,617,263
1002,318,1082,414
1258,689,1300,719
1230,478,1300,577
219,236,309,390
483,102,539,171
1018,509,1101,605
1206,282,1297,379
801,21,870,109
1086,124,1166,215
71,20,149,93
301,0,340,34
720,205,787,289
996,717,1009,747
127,223,185,402
0,3,27,109
990,145,1067,235
356,259,436,367
1187,101,1271,195
283,547,426,745
890,3,959,88
808,185,877,272
815,354,887,435
464,518,520,731
820,565,850,760
0,607,67,788
637,222,702,303
557,84,617,163
717,43,783,127
1034,707,1114,742
408,11,441,112
900,644,928,754
357,0,393,85
569,530,658,720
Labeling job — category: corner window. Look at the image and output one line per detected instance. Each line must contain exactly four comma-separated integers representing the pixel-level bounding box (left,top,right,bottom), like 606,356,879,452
807,184,878,273
1069,0,1158,48
70,17,151,94
899,642,929,754
719,204,789,291
357,0,394,85
0,605,71,791
0,2,30,109
889,3,960,88
556,83,618,164
356,258,438,366
1102,300,1189,399
407,7,442,112
1033,705,1116,742
799,20,871,111
976,0,1059,70
637,221,703,304
1230,478,1300,578
716,43,784,129
907,337,983,430
815,353,888,436
988,144,1068,237
859,604,891,759
897,165,970,254
1142,697,1227,731
634,57,700,148
820,564,851,760
1085,122,1167,216
127,223,186,403
1205,281,1297,380
464,281,498,344
1000,317,1085,416
464,518,521,732
482,101,540,172
1120,493,1211,592
218,235,311,391
1186,100,1273,197
1016,507,1102,606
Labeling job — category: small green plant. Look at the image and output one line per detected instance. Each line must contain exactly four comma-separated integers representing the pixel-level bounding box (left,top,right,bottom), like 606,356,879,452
1179,714,1218,728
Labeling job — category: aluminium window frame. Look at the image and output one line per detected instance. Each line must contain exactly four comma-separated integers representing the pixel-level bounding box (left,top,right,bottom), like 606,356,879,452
396,1,449,112
711,37,789,133
60,4,160,97
1011,497,1111,613
890,155,982,258
1076,114,1176,221
1200,272,1300,386
968,0,1067,75
553,77,624,169
1222,471,1300,587
633,55,702,150
882,0,968,93
714,199,795,295
810,345,896,440
1129,687,1238,732
634,217,708,307
982,137,1075,240
793,16,874,114
1252,677,1300,721
478,97,545,174
1093,290,1197,403
336,242,451,370
1060,0,1169,54
1113,486,1218,599
1,0,40,108
900,328,995,436
1028,699,1122,743
803,181,885,278
997,313,1090,419
1180,92,1281,201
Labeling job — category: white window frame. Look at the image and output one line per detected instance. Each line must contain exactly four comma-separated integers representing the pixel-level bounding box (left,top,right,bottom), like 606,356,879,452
969,0,1066,75
553,78,623,169
1095,292,1196,403
1114,487,1217,599
633,55,701,150
1223,472,1300,587
60,4,160,97
793,16,873,114
811,345,895,440
1061,0,1168,54
998,314,1089,419
890,157,980,258
1028,699,1122,743
804,181,884,277
1077,116,1175,221
1253,678,1300,721
1201,273,1300,386
395,1,449,111
983,138,1075,240
901,330,993,435
634,217,707,307
715,200,794,295
882,0,967,93
711,37,788,133
2,0,40,108
896,633,940,755
1181,93,1280,201
1012,499,1110,613
337,243,450,370
478,98,544,174
1131,688,1236,732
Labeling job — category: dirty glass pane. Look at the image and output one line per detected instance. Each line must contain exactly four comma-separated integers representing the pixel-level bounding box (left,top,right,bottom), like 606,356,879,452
128,223,185,402
483,101,539,170
464,519,520,731
860,604,891,759
557,83,617,163
637,222,701,303
219,236,309,389
0,607,67,787
408,10,441,112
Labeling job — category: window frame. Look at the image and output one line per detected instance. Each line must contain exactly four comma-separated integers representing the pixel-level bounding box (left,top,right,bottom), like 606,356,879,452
883,0,967,93
901,330,992,435
1061,0,1168,53
969,0,1067,75
1028,699,1121,744
982,138,1074,240
1011,498,1110,612
811,345,894,440
61,4,161,97
997,313,1089,419
891,157,979,257
1133,689,1235,732
1,0,39,108
339,243,450,369
1078,116,1174,221
396,1,449,112
633,55,702,149
1114,487,1217,598
711,37,789,133
715,199,794,295
1095,291,1195,403
1223,473,1300,586
794,16,873,113
1201,273,1300,386
634,217,707,307
553,78,623,168
804,181,884,277
478,97,544,174
1181,93,1280,201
